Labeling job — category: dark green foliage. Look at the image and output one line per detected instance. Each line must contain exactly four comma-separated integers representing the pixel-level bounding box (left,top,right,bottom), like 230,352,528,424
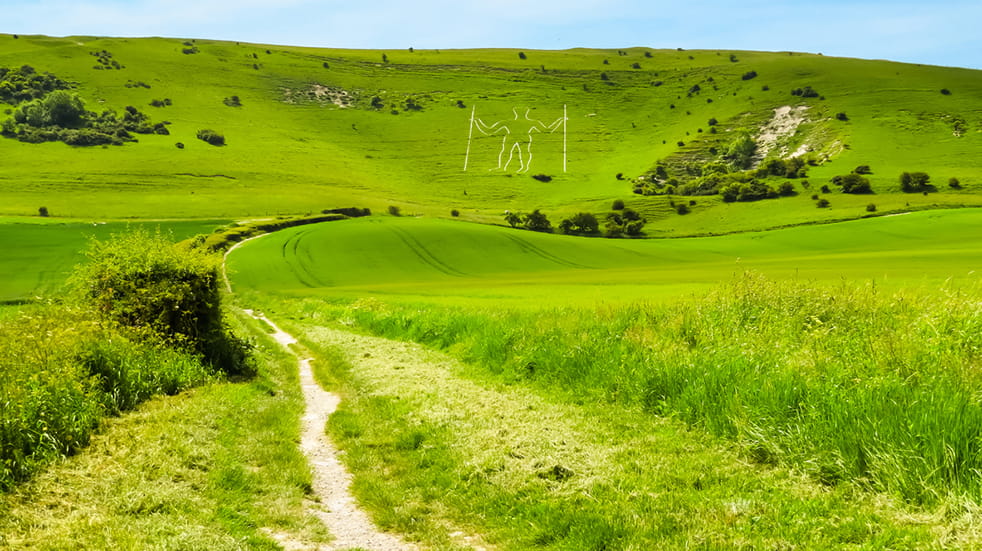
531,174,552,182
600,72,609,81
0,65,71,104
182,46,199,55
223,95,242,107
450,209,460,217
949,177,961,189
791,86,819,98
836,112,849,121
522,209,552,232
866,203,877,212
503,211,521,227
729,54,738,62
388,205,402,216
149,98,172,107
817,198,830,208
2,76,166,146
724,133,757,169
900,171,932,192
518,52,527,60
854,165,872,174
371,96,384,109
821,184,831,193
631,62,641,69
404,96,422,111
778,181,795,196
196,129,225,146
90,50,123,70
38,206,48,217
559,212,599,235
741,70,757,80
832,173,873,194
611,199,625,210
707,117,718,126
675,203,690,215
720,180,779,202
941,88,951,95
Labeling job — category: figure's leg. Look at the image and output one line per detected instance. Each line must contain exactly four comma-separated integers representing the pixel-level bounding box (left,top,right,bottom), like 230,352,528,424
503,142,520,171
490,136,508,171
519,141,534,173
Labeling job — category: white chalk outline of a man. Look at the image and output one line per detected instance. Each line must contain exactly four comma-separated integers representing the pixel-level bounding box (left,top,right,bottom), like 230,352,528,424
464,106,566,173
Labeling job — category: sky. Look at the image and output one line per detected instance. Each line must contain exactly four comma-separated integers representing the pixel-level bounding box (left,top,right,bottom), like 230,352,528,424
3,0,981,70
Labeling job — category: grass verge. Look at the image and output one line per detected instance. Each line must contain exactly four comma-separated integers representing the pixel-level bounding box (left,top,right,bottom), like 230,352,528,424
0,308,330,549
276,312,979,549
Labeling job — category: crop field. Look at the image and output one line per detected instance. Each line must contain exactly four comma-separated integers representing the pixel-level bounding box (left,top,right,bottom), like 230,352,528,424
228,209,982,306
3,33,982,549
0,217,227,301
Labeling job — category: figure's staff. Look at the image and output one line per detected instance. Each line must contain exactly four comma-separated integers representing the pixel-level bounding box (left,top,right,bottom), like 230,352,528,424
463,105,476,171
563,104,568,173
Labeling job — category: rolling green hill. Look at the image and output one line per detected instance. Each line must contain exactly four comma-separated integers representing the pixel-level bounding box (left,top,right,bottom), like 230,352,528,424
2,34,981,234
228,209,982,306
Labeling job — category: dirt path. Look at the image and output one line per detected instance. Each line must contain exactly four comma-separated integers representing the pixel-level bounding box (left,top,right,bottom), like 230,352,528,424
245,309,416,551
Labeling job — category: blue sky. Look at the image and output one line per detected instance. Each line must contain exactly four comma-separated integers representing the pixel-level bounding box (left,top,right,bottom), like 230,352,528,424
4,0,981,69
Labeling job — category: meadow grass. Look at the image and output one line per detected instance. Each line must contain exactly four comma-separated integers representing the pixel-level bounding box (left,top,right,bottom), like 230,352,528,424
0,307,330,549
264,274,982,507
244,291,979,549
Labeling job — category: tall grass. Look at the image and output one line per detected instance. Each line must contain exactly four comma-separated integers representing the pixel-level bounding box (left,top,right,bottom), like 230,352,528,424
0,305,214,489
308,274,982,503
1,230,248,491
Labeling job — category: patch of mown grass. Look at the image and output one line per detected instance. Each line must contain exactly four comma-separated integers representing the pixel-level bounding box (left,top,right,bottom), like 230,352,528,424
288,274,982,506
0,308,330,548
274,309,970,549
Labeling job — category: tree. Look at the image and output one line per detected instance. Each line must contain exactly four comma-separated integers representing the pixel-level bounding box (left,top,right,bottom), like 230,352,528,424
833,173,872,194
523,209,552,232
611,199,625,210
725,132,757,170
518,52,527,60
564,212,599,234
196,129,225,146
38,206,49,217
949,177,961,189
387,205,401,216
900,171,931,192
503,211,521,228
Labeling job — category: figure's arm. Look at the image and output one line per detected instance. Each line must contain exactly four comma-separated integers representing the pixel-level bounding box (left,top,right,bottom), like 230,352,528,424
546,116,566,132
474,119,509,135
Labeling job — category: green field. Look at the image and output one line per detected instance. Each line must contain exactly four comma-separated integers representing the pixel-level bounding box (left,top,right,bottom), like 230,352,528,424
228,209,982,306
4,33,982,549
0,217,227,301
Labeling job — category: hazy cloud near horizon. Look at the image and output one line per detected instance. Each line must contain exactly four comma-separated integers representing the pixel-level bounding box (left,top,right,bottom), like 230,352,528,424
3,0,980,69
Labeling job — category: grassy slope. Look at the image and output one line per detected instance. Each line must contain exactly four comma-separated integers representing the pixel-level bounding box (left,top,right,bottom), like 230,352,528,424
228,210,982,306
0,35,980,233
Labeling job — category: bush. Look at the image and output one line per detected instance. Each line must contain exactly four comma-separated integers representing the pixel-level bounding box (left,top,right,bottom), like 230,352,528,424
675,203,690,215
74,230,250,374
450,209,460,217
518,52,527,60
611,199,625,210
832,173,872,194
560,212,600,234
949,177,961,189
941,88,951,95
38,206,49,217
523,209,552,232
816,198,830,208
836,112,848,121
196,129,225,146
854,165,872,174
866,203,877,212
388,205,401,216
900,171,931,192
741,70,757,80
223,95,242,107
531,174,552,183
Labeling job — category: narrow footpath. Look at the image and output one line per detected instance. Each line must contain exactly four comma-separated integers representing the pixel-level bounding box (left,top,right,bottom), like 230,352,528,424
245,309,416,551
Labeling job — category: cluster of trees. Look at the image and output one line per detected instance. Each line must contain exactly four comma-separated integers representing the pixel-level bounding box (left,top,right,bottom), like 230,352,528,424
503,204,647,238
196,129,225,146
830,171,872,194
790,86,820,98
0,65,70,104
1,91,169,146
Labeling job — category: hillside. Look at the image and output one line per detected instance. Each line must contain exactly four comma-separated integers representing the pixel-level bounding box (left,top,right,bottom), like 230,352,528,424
2,34,981,235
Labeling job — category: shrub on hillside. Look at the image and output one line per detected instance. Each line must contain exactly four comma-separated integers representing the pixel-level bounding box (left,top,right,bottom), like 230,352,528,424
560,212,600,234
949,177,961,189
831,173,872,194
741,70,757,80
388,205,401,216
531,174,552,182
900,171,932,192
611,199,625,210
196,129,225,146
866,203,877,212
816,198,830,208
